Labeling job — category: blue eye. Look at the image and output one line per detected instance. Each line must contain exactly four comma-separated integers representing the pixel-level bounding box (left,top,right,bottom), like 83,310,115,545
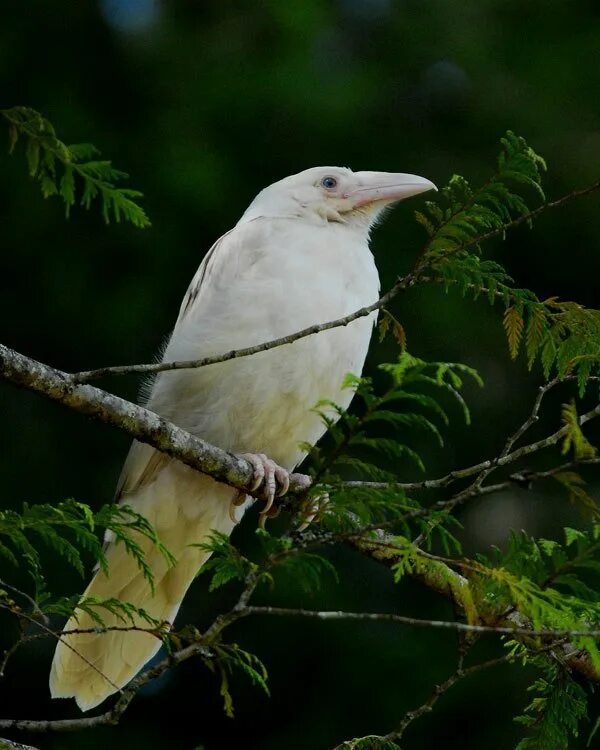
321,176,338,189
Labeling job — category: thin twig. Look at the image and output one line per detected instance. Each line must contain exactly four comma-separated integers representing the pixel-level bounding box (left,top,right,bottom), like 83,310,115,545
245,605,600,639
330,652,513,749
69,274,418,383
338,377,599,500
460,179,600,252
0,579,48,626
295,454,600,546
69,179,600,384
388,653,514,743
0,561,264,734
0,603,121,695
346,529,600,682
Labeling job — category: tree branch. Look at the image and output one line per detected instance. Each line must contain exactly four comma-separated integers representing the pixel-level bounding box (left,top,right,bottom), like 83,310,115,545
340,376,600,500
0,739,41,750
347,530,600,682
245,605,600,640
0,561,266,734
0,343,311,498
387,653,514,744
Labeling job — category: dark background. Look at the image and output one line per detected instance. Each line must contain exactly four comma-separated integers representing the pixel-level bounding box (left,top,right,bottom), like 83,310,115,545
1,1,599,748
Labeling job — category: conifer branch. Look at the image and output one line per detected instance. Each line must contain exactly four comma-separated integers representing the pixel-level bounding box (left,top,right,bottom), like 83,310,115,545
331,652,519,749
3,338,600,552
339,377,600,502
0,560,264,733
458,178,600,252
1,107,150,227
347,531,600,682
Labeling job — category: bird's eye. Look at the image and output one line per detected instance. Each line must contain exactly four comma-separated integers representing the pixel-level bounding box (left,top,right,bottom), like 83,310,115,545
321,176,338,190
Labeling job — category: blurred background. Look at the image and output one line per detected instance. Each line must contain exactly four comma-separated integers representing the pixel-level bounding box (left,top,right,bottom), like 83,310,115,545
1,1,599,748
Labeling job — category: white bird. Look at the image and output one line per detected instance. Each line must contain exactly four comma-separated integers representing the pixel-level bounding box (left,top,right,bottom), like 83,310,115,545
50,166,436,710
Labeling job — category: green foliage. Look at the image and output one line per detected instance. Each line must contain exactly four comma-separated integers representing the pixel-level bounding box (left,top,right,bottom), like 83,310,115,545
561,401,597,460
210,643,269,718
417,131,545,264
46,594,160,629
388,522,600,749
196,530,257,591
0,499,175,601
553,470,599,520
489,526,600,597
303,352,480,530
267,549,339,593
199,529,338,595
514,661,587,750
1,107,150,227
418,131,600,391
473,526,600,674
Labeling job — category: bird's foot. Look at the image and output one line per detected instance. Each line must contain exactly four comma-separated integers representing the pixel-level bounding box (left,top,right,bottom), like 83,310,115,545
237,452,292,527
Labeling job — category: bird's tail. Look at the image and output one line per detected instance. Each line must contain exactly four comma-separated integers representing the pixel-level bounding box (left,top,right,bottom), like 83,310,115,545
49,465,237,712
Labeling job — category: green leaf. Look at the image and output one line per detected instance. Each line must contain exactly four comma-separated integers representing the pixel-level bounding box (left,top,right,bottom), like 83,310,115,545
504,306,524,360
515,666,586,750
561,402,597,461
1,106,150,227
195,531,257,592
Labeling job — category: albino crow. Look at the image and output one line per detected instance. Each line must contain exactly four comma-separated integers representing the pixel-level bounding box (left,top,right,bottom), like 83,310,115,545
50,166,436,710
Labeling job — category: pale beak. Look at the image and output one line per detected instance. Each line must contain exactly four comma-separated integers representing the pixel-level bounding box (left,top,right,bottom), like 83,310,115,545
347,171,437,207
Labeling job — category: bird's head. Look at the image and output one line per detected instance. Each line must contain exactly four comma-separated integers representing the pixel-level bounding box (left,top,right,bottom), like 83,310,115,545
240,166,437,229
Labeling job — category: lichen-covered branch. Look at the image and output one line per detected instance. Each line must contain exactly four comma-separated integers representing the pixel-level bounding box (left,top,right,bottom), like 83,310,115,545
0,343,310,497
0,739,41,750
348,531,600,682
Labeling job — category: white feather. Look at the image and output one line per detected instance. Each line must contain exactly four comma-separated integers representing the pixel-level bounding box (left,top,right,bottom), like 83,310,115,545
50,165,435,710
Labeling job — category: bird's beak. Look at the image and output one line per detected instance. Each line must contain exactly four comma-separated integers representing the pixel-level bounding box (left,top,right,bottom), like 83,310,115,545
347,172,437,207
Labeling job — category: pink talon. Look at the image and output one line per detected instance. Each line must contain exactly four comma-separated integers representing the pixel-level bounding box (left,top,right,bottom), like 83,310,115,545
239,452,292,524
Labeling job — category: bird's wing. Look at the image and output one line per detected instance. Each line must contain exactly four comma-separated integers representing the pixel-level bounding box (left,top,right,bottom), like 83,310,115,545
175,228,235,325
115,223,254,500
115,440,169,500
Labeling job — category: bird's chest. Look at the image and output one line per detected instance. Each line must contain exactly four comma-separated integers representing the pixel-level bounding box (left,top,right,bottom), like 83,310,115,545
155,222,380,466
236,314,373,465
223,230,379,462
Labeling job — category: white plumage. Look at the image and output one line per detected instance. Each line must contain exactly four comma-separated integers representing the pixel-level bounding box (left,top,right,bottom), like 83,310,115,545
49,166,435,710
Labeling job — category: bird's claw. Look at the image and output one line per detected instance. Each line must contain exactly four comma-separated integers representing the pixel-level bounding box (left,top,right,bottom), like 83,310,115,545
239,452,291,526
296,492,330,532
229,491,249,524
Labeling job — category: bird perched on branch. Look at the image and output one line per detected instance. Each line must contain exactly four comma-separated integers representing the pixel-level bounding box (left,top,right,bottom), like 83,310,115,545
50,166,436,710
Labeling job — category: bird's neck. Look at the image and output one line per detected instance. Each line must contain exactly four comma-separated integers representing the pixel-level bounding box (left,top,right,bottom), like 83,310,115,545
238,206,374,240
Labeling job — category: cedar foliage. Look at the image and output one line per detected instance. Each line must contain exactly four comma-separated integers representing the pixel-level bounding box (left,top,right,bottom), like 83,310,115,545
1,106,150,227
2,111,600,749
416,131,600,392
